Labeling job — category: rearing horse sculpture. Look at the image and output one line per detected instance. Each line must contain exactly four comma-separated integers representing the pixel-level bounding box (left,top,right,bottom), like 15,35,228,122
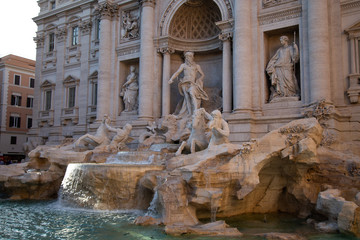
175,108,209,156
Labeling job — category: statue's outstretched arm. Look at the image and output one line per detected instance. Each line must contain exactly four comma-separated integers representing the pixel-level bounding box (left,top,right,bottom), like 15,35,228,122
169,64,184,84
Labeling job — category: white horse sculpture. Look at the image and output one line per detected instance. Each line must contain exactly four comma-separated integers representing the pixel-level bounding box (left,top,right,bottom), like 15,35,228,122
175,108,209,156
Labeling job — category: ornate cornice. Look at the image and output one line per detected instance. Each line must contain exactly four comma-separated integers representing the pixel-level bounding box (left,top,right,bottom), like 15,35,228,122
95,2,119,19
80,19,92,35
262,0,297,8
157,47,175,54
341,0,360,11
139,0,156,8
258,5,301,25
55,26,67,42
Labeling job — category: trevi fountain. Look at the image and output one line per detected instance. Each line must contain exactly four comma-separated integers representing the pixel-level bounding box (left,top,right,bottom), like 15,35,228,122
1,50,360,239
1,0,360,238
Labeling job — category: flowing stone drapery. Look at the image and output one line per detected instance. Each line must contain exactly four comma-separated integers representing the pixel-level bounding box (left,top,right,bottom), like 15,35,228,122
220,32,233,113
233,0,252,113
308,0,331,103
159,47,174,116
96,2,118,120
138,0,156,120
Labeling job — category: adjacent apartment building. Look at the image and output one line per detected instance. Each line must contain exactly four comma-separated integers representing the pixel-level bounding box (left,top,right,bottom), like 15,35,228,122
0,55,35,163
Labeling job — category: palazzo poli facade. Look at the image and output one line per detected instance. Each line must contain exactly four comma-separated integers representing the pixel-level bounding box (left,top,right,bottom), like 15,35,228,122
31,0,360,145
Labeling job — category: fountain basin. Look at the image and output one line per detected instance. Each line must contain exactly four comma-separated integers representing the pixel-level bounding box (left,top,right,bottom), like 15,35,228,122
60,163,164,210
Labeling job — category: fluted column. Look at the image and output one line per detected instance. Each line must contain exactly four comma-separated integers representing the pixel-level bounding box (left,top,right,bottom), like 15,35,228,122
220,32,233,113
159,47,174,116
308,0,331,103
233,0,252,113
138,0,156,120
96,2,118,120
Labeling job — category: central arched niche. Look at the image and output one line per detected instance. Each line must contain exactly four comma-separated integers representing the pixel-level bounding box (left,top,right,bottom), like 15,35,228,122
167,0,224,113
169,0,221,41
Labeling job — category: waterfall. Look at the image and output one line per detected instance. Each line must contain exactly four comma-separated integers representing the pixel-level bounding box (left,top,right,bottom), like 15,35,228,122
146,191,160,217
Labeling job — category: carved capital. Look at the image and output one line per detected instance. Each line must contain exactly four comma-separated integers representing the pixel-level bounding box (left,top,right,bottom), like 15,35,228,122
158,47,175,55
95,2,119,19
80,19,92,35
139,0,156,8
34,33,45,48
219,32,233,41
55,26,67,42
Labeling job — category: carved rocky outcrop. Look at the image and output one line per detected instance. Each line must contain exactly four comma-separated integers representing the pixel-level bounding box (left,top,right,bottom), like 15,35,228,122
136,118,326,235
0,145,92,200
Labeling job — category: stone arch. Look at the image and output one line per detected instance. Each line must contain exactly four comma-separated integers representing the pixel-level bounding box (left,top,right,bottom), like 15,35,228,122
159,0,233,37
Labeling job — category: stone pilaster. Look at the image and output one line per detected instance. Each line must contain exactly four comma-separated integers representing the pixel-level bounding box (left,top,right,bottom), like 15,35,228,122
308,0,331,103
219,32,233,113
95,2,118,120
79,18,92,125
159,47,175,116
233,0,252,113
33,33,45,128
138,0,156,120
54,25,67,127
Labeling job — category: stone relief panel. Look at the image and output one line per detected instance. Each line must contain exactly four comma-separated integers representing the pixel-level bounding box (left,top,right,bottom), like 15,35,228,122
120,8,140,41
262,0,297,8
258,6,301,25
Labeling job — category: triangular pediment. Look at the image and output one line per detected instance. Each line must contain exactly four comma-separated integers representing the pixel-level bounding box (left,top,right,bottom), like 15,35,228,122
89,71,98,79
63,75,79,84
345,21,360,33
40,80,55,88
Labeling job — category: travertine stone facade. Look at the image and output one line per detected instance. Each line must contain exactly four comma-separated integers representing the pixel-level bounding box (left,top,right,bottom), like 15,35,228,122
32,0,360,144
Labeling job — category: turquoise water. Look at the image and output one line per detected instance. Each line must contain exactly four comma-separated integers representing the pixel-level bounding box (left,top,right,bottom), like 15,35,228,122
0,200,358,240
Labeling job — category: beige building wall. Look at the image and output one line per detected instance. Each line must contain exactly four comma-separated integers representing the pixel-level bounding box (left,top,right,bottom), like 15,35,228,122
0,55,35,161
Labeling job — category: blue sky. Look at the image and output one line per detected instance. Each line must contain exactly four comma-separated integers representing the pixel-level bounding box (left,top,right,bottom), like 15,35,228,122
0,1,39,60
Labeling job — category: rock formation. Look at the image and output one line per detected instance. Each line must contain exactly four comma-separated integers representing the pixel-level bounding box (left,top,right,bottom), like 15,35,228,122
1,116,360,237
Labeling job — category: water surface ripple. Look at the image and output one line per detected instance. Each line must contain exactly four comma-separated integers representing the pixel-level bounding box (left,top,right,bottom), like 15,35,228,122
0,200,358,240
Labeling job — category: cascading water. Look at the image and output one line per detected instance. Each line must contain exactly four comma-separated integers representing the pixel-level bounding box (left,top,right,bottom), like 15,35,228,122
146,191,160,217
210,197,218,222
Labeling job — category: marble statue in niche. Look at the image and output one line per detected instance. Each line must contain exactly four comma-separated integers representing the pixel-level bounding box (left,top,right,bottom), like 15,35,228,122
121,11,139,40
120,65,139,112
168,51,209,118
266,35,299,102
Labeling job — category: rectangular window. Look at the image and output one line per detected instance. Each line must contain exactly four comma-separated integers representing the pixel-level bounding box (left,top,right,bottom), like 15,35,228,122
72,26,79,46
45,90,52,110
14,75,20,85
49,33,55,52
26,97,34,108
30,78,35,88
68,87,76,108
9,116,21,128
27,117,33,129
51,1,56,9
10,136,17,145
96,19,100,40
92,82,98,105
11,94,22,106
